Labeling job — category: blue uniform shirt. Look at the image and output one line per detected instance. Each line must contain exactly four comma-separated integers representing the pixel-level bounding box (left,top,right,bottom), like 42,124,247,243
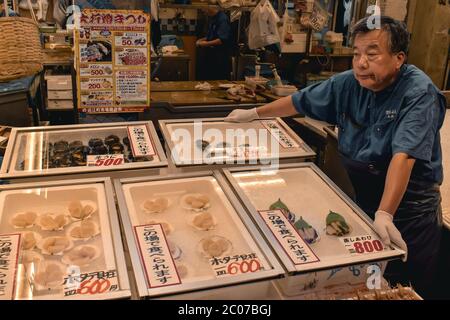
292,64,446,184
206,11,231,46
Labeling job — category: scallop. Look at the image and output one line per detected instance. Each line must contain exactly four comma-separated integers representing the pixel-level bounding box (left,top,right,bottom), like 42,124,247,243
189,212,217,231
146,220,174,236
197,235,232,258
180,193,211,212
21,232,42,251
10,212,37,228
33,261,65,290
21,251,44,265
68,200,97,220
37,213,70,231
175,262,189,279
167,239,182,260
62,245,99,267
38,236,73,255
67,220,100,241
141,197,170,214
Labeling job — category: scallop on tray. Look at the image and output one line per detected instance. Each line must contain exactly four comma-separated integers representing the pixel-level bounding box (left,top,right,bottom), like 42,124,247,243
0,183,120,299
119,174,275,289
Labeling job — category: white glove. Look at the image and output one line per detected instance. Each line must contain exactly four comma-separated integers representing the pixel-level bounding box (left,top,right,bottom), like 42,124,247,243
224,108,259,123
374,210,408,262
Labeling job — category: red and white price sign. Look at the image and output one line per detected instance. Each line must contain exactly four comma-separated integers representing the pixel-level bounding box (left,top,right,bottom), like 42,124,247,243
63,269,120,297
209,253,263,278
87,154,124,167
339,235,385,256
127,125,156,158
0,233,21,300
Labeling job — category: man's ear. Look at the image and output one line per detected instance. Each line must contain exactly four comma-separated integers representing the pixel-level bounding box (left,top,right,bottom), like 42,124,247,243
396,52,406,69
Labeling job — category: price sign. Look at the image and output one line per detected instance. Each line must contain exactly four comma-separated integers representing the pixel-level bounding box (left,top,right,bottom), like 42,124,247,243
260,120,299,149
127,125,156,158
209,253,263,278
63,269,120,297
86,154,124,167
339,235,385,255
0,234,21,300
134,224,181,288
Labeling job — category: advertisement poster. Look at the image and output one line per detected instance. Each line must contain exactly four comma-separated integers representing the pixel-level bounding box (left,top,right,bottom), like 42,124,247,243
75,9,150,114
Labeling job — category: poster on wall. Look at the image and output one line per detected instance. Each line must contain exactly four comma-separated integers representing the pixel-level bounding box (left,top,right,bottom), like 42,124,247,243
75,9,150,114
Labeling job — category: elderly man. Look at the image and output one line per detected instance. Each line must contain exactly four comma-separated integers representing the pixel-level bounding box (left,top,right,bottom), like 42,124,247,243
226,16,446,298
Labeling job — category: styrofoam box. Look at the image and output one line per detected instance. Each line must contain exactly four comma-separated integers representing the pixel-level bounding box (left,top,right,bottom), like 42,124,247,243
47,76,72,90
47,90,73,100
47,99,74,110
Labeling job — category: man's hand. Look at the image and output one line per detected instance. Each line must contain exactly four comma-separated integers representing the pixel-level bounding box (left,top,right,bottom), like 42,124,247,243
374,210,408,262
196,40,208,47
224,108,259,123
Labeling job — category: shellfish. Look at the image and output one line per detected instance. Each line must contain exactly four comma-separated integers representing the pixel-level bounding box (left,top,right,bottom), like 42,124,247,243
62,245,99,267
10,211,37,228
269,198,296,223
142,197,170,214
197,235,232,258
37,213,70,231
67,220,100,241
294,216,319,244
33,261,65,289
189,212,217,231
21,232,42,250
326,211,352,236
68,200,97,220
181,193,211,212
146,220,174,235
167,239,182,260
38,236,73,255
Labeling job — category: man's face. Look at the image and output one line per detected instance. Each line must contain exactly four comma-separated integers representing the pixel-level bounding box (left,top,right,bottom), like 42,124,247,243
353,30,405,92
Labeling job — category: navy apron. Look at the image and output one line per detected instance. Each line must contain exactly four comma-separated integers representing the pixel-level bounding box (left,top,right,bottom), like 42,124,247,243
340,154,443,299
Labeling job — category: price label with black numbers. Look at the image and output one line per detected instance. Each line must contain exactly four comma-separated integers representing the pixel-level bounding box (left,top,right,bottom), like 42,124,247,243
339,235,385,256
86,154,124,167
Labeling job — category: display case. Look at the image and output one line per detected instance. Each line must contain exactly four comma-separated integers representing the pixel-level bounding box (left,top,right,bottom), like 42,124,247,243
114,171,285,299
0,178,130,300
0,121,167,179
159,118,316,173
223,164,406,297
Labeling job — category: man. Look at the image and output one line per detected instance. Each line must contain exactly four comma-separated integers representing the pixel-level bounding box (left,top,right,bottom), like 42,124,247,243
226,16,446,299
196,7,232,80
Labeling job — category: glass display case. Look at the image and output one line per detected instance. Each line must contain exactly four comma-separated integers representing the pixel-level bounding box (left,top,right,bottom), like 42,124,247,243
0,122,167,179
114,171,285,299
0,178,130,300
223,163,406,297
158,118,315,171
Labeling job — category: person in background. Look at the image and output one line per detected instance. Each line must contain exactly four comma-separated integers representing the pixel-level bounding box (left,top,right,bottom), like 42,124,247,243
196,6,232,80
225,16,446,299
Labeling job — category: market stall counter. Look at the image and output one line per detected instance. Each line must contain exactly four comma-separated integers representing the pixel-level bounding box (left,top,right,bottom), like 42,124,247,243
143,81,273,130
0,177,131,300
222,163,405,298
0,121,168,183
114,171,284,299
159,117,316,174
